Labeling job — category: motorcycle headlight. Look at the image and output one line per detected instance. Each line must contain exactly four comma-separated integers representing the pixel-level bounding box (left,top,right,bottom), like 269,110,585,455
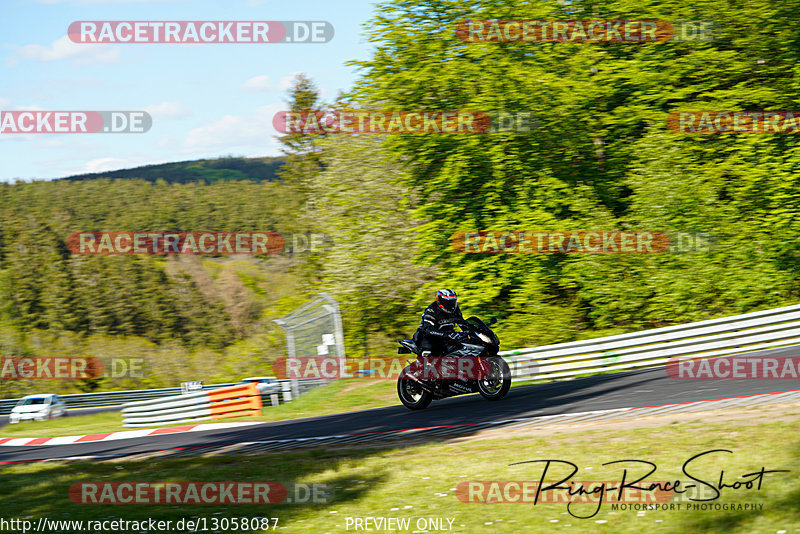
477,333,492,343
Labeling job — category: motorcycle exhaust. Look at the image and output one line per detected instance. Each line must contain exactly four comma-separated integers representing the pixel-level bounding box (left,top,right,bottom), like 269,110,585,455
402,369,437,395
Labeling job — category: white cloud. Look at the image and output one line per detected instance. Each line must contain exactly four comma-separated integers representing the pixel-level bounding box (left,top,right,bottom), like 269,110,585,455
242,75,274,93
82,157,132,173
184,103,283,152
36,138,97,149
11,104,46,111
144,101,190,120
157,135,179,149
6,36,120,65
49,77,105,88
78,158,142,174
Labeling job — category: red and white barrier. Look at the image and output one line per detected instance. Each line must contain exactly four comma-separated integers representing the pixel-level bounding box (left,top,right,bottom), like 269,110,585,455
121,383,263,427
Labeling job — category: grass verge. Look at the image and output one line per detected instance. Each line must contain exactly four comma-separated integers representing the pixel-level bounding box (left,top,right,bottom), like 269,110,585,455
1,406,798,533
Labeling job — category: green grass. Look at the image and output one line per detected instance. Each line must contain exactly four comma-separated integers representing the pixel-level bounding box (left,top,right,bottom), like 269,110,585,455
1,410,129,438
269,379,398,417
1,413,797,533
0,380,400,438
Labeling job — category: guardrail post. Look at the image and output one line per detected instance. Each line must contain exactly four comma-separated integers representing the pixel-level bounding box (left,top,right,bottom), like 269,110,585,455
270,393,280,407
281,381,292,402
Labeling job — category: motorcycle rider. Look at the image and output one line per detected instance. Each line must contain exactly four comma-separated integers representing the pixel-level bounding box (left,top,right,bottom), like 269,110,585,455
413,288,466,358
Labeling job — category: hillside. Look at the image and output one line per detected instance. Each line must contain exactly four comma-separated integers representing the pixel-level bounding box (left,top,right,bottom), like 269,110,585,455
62,156,285,184
0,177,311,398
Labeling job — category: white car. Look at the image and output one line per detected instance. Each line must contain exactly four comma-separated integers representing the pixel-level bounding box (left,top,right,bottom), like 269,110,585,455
9,394,67,424
240,376,280,394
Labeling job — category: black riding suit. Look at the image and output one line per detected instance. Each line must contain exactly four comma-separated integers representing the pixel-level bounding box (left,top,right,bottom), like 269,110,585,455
413,301,464,357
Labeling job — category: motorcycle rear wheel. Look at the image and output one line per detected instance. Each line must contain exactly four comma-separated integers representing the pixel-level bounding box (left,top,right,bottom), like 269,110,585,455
397,368,433,410
478,356,511,401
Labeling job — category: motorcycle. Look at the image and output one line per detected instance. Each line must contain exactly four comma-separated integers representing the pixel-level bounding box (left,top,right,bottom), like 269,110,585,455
396,316,511,410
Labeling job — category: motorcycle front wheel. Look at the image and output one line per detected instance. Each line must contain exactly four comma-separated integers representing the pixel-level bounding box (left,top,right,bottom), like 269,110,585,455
397,368,433,410
477,356,511,401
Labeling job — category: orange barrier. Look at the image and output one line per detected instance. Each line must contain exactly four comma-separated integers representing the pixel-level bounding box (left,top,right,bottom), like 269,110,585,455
208,383,260,402
213,410,262,420
209,395,262,415
121,382,263,427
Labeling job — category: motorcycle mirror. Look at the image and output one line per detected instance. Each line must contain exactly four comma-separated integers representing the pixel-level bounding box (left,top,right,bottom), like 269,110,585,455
488,317,497,326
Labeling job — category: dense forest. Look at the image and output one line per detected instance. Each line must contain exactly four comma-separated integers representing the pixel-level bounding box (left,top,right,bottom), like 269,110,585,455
0,178,312,396
2,0,799,397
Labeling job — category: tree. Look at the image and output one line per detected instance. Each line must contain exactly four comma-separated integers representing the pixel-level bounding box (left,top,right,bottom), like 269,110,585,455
277,74,327,213
344,0,800,345
311,133,437,356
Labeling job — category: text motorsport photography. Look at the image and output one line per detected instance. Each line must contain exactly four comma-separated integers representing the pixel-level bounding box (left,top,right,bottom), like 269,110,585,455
459,449,787,519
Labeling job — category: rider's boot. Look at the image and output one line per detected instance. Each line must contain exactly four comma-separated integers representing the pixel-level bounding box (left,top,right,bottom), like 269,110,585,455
421,351,432,377
419,351,445,393
408,351,432,379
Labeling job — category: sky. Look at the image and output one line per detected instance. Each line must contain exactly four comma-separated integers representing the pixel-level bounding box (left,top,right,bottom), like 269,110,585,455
0,0,378,181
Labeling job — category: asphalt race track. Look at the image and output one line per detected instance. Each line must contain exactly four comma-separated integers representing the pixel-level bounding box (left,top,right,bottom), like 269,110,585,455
1,344,798,464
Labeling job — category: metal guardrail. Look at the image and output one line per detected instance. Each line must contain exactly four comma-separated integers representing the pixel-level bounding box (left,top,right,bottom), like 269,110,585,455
501,303,800,381
0,379,327,415
3,303,799,415
121,383,264,427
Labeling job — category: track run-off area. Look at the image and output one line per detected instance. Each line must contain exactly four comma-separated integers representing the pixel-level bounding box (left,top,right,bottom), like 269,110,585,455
1,344,798,464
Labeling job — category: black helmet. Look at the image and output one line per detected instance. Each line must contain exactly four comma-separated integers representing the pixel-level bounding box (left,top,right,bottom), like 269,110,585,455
436,288,457,314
